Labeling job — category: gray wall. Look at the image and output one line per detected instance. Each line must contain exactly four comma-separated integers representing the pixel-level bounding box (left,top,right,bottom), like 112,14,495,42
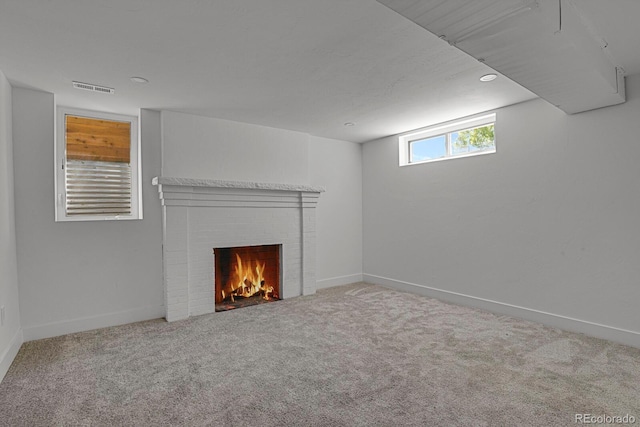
362,74,640,347
161,111,310,184
12,88,164,340
161,112,364,286
309,136,363,287
0,71,22,380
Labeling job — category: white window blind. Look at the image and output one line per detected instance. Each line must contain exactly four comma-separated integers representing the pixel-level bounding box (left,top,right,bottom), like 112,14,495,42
65,159,132,216
55,107,141,222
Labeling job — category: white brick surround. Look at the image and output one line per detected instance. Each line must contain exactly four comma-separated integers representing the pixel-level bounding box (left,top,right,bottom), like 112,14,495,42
153,177,324,321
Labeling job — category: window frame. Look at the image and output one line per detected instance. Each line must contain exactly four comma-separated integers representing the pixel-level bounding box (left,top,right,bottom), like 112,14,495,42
54,106,142,222
399,113,497,166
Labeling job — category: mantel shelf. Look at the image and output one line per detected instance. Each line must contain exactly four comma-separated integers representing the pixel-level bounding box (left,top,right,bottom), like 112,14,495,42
152,176,325,193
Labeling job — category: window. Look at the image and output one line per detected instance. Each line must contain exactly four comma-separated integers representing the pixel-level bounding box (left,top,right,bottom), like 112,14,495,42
55,107,141,221
399,113,496,166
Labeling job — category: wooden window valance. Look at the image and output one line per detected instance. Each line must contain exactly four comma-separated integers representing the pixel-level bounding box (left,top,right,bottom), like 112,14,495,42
65,115,131,163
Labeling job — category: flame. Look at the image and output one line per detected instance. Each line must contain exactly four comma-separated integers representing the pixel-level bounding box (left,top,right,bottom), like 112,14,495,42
224,253,275,302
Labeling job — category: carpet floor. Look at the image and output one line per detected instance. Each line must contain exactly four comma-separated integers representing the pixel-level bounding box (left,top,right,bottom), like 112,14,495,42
0,283,638,426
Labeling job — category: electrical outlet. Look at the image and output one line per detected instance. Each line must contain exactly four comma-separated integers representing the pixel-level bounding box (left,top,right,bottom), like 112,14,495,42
0,306,5,326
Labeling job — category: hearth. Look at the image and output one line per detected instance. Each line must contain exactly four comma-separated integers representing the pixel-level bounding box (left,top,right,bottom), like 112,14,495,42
214,244,281,312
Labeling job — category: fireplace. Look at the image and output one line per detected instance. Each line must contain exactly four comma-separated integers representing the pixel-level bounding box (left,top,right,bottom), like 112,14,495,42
214,244,281,311
153,177,324,321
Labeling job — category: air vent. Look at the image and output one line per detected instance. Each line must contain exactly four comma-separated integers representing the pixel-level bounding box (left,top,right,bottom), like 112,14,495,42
72,81,115,95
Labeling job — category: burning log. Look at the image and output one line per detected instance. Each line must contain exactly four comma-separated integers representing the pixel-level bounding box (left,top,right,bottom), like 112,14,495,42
244,278,253,289
214,245,281,311
219,252,275,303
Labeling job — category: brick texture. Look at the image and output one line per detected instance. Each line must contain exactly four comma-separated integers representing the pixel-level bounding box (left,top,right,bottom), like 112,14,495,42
156,184,321,320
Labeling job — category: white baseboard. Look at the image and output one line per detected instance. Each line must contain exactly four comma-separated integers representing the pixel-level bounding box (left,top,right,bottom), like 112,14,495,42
22,305,165,342
363,274,640,349
316,273,363,290
0,328,24,383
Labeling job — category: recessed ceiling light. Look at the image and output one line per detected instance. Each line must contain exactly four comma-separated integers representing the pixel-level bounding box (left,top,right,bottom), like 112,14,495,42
344,122,355,127
130,76,149,84
480,73,498,82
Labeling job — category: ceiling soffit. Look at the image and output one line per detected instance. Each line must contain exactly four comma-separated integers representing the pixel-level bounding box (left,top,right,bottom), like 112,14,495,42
377,0,625,114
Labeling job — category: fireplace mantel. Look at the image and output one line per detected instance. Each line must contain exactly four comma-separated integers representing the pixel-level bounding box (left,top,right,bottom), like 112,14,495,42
153,176,324,321
152,176,324,193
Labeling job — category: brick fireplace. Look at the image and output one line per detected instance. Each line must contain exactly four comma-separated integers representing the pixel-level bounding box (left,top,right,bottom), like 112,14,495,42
153,177,324,321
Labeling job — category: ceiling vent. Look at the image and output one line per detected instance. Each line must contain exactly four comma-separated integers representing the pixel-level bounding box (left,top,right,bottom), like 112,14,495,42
377,0,625,114
72,81,115,95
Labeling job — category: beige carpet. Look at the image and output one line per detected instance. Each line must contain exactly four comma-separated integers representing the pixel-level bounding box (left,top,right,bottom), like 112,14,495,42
0,283,638,426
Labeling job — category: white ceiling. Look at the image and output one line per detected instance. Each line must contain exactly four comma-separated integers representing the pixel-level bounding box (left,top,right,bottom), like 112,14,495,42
0,0,638,143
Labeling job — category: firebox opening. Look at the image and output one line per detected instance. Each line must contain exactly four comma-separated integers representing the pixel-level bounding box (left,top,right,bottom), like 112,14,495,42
214,244,281,312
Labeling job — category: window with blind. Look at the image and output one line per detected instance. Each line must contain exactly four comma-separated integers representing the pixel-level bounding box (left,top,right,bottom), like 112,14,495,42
55,107,141,221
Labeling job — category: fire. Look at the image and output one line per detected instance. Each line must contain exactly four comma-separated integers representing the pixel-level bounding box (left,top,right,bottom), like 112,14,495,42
224,253,275,302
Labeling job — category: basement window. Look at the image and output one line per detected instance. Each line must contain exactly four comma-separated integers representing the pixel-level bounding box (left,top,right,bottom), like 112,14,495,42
399,113,496,166
55,107,141,222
